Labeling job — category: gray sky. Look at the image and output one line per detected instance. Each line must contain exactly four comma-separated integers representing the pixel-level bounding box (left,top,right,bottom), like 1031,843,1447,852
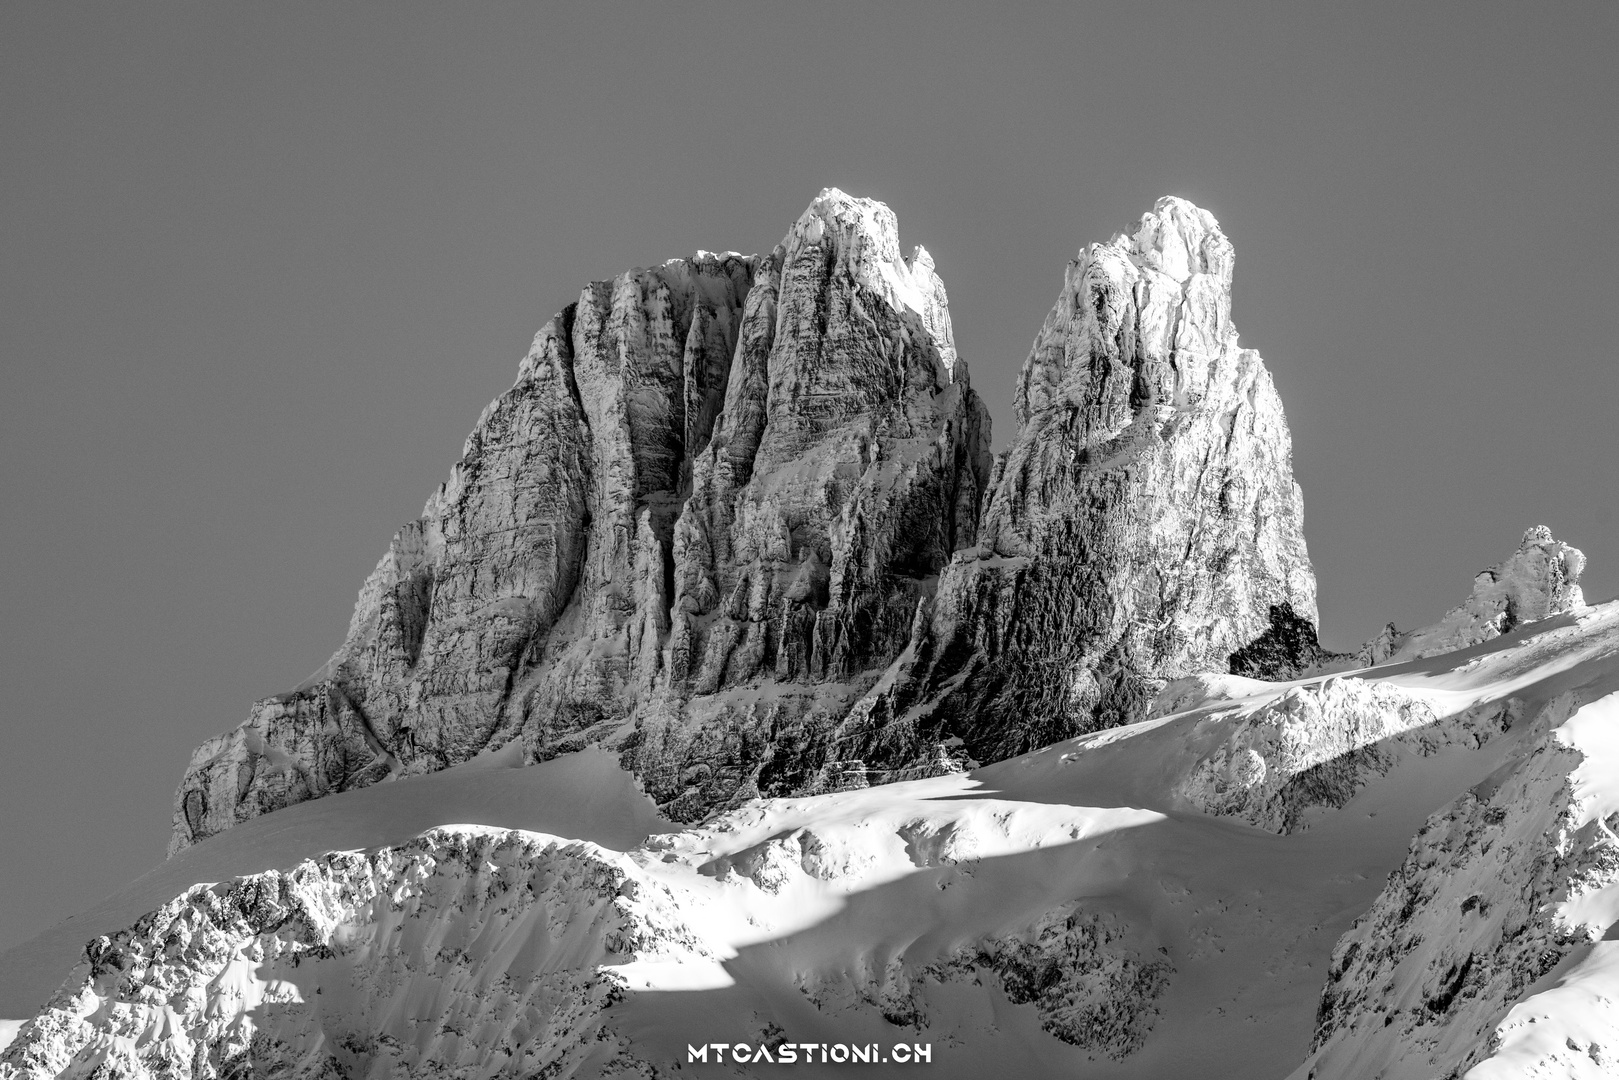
3,2,1617,954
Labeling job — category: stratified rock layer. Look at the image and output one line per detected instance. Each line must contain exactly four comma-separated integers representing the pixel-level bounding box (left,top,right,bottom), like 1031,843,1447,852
172,190,993,851
170,192,1314,853
172,252,760,850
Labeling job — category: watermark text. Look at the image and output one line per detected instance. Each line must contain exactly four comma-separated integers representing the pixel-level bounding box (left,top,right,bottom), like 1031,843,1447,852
686,1042,932,1065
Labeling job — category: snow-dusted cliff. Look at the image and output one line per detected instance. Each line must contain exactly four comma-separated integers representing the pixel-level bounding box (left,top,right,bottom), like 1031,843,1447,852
1297,668,1619,1078
12,192,1611,1078
168,191,1314,854
846,196,1317,764
8,538,1617,1078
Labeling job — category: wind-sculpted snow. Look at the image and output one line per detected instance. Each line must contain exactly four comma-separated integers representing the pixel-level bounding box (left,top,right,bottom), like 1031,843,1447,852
18,602,1619,1077
1172,678,1519,833
169,191,1318,853
795,903,1173,1060
0,828,711,1079
4,797,1188,1077
1151,529,1594,839
1297,685,1619,1080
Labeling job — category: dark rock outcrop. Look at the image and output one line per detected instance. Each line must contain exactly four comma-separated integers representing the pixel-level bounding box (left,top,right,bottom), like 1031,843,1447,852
1229,603,1347,681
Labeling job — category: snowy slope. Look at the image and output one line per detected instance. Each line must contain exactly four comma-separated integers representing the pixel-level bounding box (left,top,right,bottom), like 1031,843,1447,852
10,597,1619,1077
0,746,668,1022
1295,617,1619,1079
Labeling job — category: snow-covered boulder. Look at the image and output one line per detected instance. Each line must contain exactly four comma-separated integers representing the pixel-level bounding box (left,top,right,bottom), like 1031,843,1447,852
1378,526,1587,665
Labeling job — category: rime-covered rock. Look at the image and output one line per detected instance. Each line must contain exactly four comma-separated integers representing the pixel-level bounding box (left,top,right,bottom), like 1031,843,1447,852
1370,526,1587,667
0,828,708,1080
9,788,1181,1077
1172,678,1518,833
836,196,1316,766
1297,688,1619,1079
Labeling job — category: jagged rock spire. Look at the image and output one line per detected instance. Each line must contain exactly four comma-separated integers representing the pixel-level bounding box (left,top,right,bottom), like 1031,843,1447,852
837,196,1318,764
170,191,1319,851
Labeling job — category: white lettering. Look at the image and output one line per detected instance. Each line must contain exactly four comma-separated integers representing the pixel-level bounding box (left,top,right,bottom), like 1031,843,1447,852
686,1035,924,1065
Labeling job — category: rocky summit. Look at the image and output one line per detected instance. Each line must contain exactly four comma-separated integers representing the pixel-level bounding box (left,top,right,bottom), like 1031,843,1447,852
167,190,1314,854
838,196,1316,766
7,191,1618,1080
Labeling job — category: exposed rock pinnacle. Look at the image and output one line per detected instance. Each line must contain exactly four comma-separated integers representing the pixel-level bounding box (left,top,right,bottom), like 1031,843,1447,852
169,192,1316,852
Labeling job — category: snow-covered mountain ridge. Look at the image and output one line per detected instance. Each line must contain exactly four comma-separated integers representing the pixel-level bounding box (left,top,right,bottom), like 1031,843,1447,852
6,568,1617,1077
5,193,1613,1077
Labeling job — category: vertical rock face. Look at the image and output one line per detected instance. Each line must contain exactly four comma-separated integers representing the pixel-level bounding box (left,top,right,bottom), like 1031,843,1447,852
839,197,1316,767
173,253,759,851
170,192,1315,853
623,192,992,816
171,189,993,850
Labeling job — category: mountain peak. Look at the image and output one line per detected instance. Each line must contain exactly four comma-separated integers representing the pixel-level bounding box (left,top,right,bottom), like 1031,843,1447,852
11,190,1618,1080
1126,195,1233,285
847,193,1316,759
162,189,1306,859
784,188,957,374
